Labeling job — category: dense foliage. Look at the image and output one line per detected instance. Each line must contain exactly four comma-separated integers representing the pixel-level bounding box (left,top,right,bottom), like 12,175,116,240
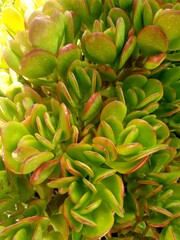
0,0,180,239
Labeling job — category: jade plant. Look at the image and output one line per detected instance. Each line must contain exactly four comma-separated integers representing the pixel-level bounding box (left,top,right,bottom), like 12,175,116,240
0,0,180,239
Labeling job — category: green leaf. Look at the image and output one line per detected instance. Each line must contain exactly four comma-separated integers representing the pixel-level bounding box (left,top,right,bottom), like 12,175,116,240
83,92,102,122
83,32,117,64
116,17,125,54
30,159,59,185
82,202,114,239
97,120,116,144
71,209,97,227
117,143,143,156
57,44,81,79
93,136,117,161
108,8,132,37
3,47,21,73
20,151,54,174
127,119,156,147
57,103,71,141
100,101,127,122
137,25,168,56
154,10,180,50
29,14,64,54
20,49,57,79
12,228,28,240
83,151,106,167
50,214,69,239
66,143,92,163
48,176,78,188
0,217,49,239
160,226,177,240
119,35,137,69
63,197,83,232
144,53,166,70
132,0,143,33
1,121,29,152
69,181,86,204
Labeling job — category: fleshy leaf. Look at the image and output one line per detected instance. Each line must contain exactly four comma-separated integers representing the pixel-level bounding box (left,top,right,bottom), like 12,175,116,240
1,121,29,152
20,49,57,79
71,209,97,227
57,44,81,78
66,143,92,163
83,150,106,167
83,32,116,64
29,14,64,54
93,136,117,161
48,176,78,188
100,100,127,122
63,197,83,232
127,119,157,147
154,10,180,50
117,143,144,156
83,92,102,122
57,103,71,141
119,35,137,69
69,181,86,204
20,152,54,174
0,217,49,239
3,47,21,73
82,202,114,239
144,53,166,70
50,214,69,240
137,25,168,56
30,159,59,185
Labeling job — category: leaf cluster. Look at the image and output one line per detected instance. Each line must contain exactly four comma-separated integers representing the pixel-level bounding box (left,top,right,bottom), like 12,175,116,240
0,0,180,239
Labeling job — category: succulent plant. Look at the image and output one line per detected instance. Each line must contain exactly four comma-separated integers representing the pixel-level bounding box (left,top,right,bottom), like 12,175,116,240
0,0,180,239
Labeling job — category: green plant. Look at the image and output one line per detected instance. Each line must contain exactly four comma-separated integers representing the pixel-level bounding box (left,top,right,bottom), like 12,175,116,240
0,0,180,239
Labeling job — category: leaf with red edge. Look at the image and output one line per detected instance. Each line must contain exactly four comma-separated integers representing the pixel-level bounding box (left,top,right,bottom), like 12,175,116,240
57,44,81,78
47,176,79,188
100,100,127,123
117,143,143,156
57,103,71,141
119,35,137,69
0,217,49,239
30,159,59,185
106,156,149,174
83,32,116,64
83,92,102,122
148,206,173,218
63,197,83,232
93,136,117,161
147,213,171,228
20,49,57,79
127,119,156,147
20,151,54,174
144,53,166,70
137,25,168,57
71,209,97,227
83,151,106,167
154,10,180,50
93,167,116,183
66,143,92,163
82,202,114,239
29,15,63,54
